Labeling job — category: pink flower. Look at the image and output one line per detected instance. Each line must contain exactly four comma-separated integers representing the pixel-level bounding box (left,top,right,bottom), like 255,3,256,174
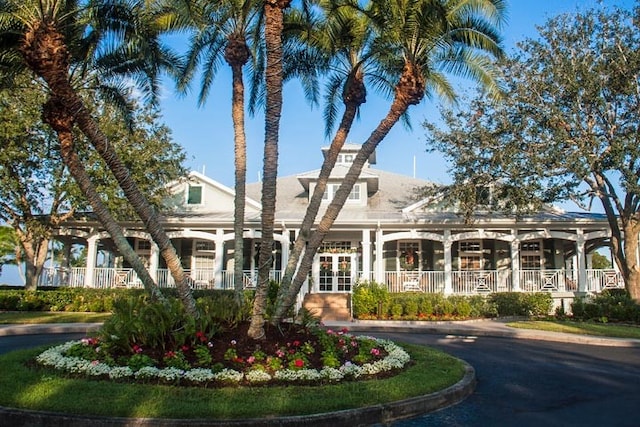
326,329,334,335
292,340,301,347
196,331,207,342
247,356,256,364
370,348,380,356
181,345,190,352
294,359,304,368
132,345,143,354
276,349,285,358
165,351,176,358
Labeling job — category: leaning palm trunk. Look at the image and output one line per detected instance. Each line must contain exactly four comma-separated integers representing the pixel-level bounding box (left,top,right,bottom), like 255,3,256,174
248,0,289,340
273,63,424,319
272,101,360,323
43,98,165,301
20,22,197,317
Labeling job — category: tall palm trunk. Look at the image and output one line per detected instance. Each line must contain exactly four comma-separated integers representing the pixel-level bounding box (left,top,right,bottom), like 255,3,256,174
43,97,165,301
274,63,424,317
248,0,290,340
272,81,364,323
21,22,196,316
226,35,250,303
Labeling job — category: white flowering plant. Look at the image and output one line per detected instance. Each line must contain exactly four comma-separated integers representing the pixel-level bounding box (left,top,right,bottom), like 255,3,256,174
35,326,410,387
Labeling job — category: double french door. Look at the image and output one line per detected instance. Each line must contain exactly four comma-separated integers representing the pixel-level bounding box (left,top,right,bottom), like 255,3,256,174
317,254,355,292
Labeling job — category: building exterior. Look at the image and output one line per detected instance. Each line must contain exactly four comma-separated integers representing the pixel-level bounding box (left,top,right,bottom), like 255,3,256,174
43,145,624,311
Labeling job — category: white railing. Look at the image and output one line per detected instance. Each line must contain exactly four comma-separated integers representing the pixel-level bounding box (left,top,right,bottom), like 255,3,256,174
586,269,625,292
38,267,85,287
383,271,446,293
519,269,577,293
37,266,625,294
452,270,505,294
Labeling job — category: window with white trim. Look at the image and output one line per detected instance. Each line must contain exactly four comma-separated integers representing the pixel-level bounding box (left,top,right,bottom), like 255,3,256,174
459,240,482,271
187,185,203,205
520,240,542,269
321,183,362,202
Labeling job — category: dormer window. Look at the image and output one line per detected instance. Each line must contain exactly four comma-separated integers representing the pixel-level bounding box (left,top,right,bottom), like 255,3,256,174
322,183,362,202
187,184,203,205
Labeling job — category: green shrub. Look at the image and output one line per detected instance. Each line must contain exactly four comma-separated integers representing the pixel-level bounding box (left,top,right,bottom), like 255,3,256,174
352,281,389,318
524,293,553,317
490,292,527,316
417,296,433,317
389,302,403,319
570,290,640,324
403,298,419,318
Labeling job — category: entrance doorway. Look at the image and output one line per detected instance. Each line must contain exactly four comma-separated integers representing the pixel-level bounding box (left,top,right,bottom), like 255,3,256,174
318,254,355,292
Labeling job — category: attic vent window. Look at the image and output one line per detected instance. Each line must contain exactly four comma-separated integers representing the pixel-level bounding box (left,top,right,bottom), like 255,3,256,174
187,185,203,205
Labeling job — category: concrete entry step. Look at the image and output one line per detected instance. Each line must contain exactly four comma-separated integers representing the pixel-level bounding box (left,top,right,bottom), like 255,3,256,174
302,293,351,321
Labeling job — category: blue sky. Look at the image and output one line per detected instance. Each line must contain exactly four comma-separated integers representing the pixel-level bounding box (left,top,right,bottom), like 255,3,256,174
0,0,633,285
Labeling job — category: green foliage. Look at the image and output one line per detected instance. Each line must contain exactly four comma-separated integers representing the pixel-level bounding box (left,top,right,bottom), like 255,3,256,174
353,292,550,321
571,290,640,324
0,226,17,273
352,280,389,318
590,252,612,269
423,3,640,296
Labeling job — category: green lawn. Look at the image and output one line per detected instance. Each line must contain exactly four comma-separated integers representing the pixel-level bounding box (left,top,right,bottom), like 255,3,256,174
506,320,640,339
0,343,463,420
0,311,111,324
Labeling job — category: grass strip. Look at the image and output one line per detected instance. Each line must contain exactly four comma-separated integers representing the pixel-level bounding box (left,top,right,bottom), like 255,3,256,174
0,342,463,420
506,320,640,339
0,312,111,324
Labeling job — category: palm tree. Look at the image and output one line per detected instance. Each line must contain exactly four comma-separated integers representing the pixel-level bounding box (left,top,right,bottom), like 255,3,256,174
247,0,296,340
272,1,397,321
272,0,506,319
0,0,196,313
176,0,263,302
43,95,165,301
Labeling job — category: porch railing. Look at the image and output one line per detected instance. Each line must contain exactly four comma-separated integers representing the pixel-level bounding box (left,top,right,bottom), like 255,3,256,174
36,266,625,294
519,269,577,293
586,269,624,292
383,271,446,293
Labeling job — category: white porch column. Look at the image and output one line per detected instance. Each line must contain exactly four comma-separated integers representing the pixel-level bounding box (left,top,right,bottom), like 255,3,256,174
361,229,371,281
444,230,453,295
149,242,159,282
215,229,225,288
511,237,521,291
576,229,587,292
84,235,98,287
280,223,289,276
375,227,384,283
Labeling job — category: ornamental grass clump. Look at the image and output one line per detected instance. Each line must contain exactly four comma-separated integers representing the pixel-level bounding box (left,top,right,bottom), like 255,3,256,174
34,295,410,387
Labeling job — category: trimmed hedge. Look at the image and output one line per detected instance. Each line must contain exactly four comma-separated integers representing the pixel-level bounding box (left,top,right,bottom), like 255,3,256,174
352,281,553,320
0,287,251,313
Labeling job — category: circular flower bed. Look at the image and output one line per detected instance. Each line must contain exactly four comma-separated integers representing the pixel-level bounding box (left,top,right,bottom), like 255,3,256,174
35,327,411,387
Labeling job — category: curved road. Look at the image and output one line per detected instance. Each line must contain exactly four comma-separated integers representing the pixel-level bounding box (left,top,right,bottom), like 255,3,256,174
2,332,640,426
377,332,640,427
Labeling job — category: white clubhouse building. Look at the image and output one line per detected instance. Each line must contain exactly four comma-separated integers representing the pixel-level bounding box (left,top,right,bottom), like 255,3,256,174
45,145,624,312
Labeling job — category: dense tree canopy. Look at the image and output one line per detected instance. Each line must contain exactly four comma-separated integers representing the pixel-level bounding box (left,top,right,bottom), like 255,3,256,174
424,3,640,300
0,76,186,288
